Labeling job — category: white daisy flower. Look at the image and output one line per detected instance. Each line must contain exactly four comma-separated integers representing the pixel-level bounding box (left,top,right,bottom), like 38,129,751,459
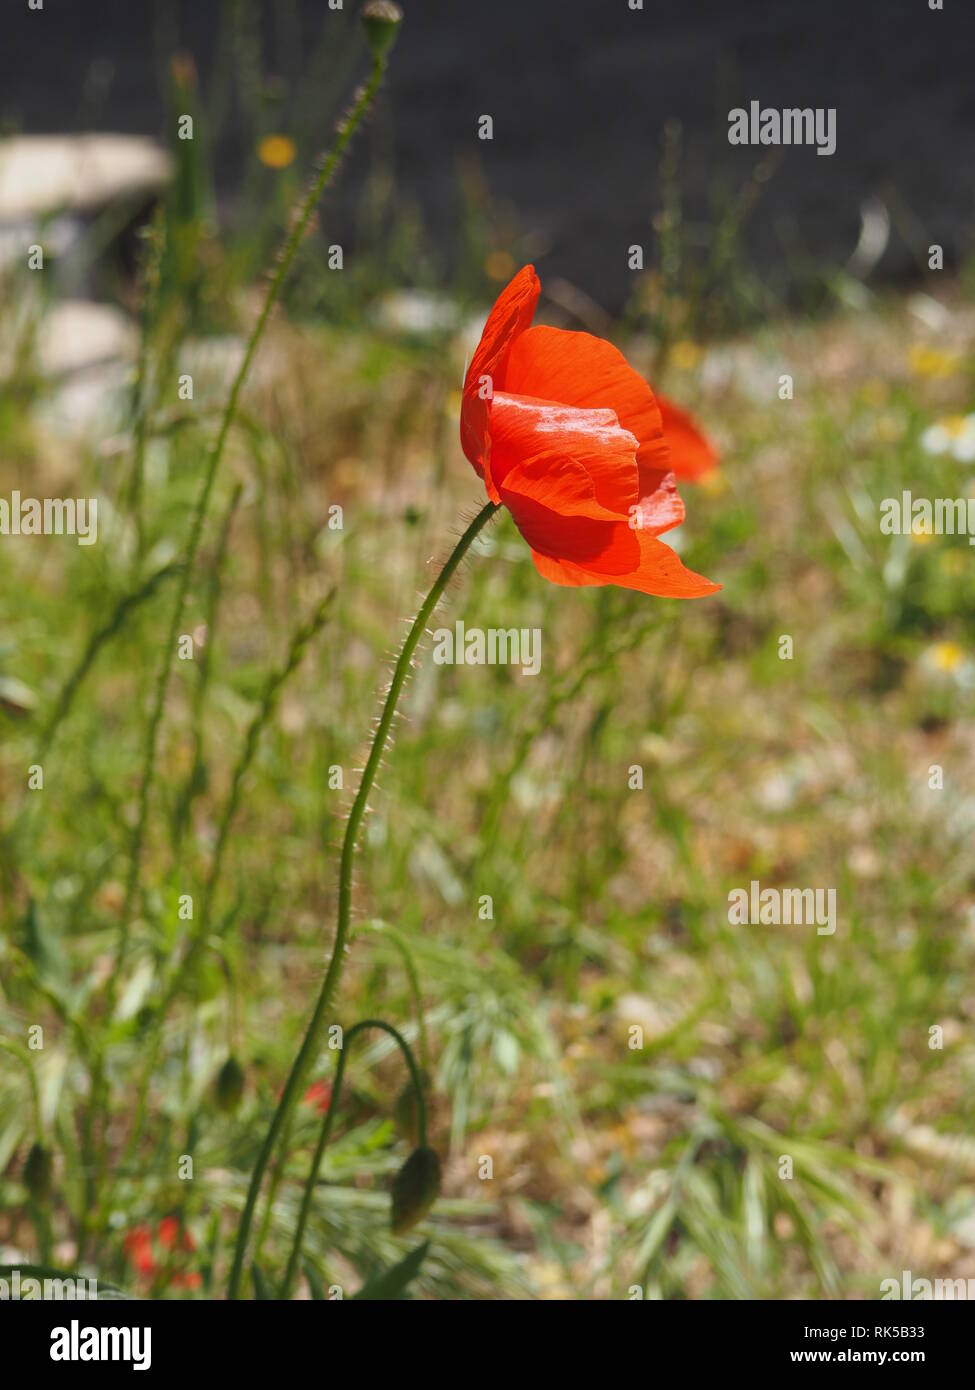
921,413,975,463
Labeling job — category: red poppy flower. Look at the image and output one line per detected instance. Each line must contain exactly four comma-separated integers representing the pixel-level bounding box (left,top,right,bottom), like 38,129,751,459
302,1079,333,1114
123,1219,197,1289
655,394,719,482
158,1215,195,1252
461,266,720,598
122,1224,156,1276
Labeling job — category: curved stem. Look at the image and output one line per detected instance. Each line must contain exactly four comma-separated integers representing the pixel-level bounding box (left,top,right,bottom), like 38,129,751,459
355,920,430,1074
280,1018,425,1298
227,500,498,1298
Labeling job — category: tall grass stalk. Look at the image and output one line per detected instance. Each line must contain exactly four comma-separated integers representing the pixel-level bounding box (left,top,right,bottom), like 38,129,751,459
105,590,336,1202
0,560,181,915
38,560,183,762
167,589,336,1001
73,53,389,1245
110,50,389,1001
127,210,166,563
173,483,243,850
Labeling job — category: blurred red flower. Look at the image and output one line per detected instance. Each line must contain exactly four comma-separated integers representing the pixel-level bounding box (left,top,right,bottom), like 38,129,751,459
461,265,720,598
302,1079,333,1114
122,1224,155,1275
157,1214,194,1252
123,1218,199,1290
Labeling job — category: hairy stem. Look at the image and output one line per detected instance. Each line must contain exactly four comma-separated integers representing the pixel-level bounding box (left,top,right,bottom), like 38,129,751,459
110,53,388,1006
88,55,388,1234
227,500,498,1298
280,1018,425,1298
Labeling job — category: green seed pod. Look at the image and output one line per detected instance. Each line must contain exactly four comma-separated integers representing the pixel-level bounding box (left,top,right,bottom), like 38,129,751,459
23,1142,53,1201
390,1146,440,1235
216,1055,245,1113
361,1,403,63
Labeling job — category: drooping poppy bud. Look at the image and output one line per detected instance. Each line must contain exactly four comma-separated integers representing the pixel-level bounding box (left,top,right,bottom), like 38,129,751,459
390,1146,440,1235
361,1,403,63
23,1142,53,1200
216,1056,245,1113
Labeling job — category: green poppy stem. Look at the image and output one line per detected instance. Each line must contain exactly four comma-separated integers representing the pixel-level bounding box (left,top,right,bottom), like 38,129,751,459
280,1018,425,1298
227,500,498,1298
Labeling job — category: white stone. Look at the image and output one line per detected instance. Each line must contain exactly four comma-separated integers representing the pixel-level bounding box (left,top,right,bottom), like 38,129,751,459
36,299,137,377
0,134,172,220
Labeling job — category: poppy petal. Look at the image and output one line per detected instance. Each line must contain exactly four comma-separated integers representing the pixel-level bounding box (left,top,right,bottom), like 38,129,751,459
529,529,719,598
506,502,641,576
499,460,639,574
630,472,685,537
658,395,719,479
489,390,639,513
503,325,671,486
461,265,540,500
